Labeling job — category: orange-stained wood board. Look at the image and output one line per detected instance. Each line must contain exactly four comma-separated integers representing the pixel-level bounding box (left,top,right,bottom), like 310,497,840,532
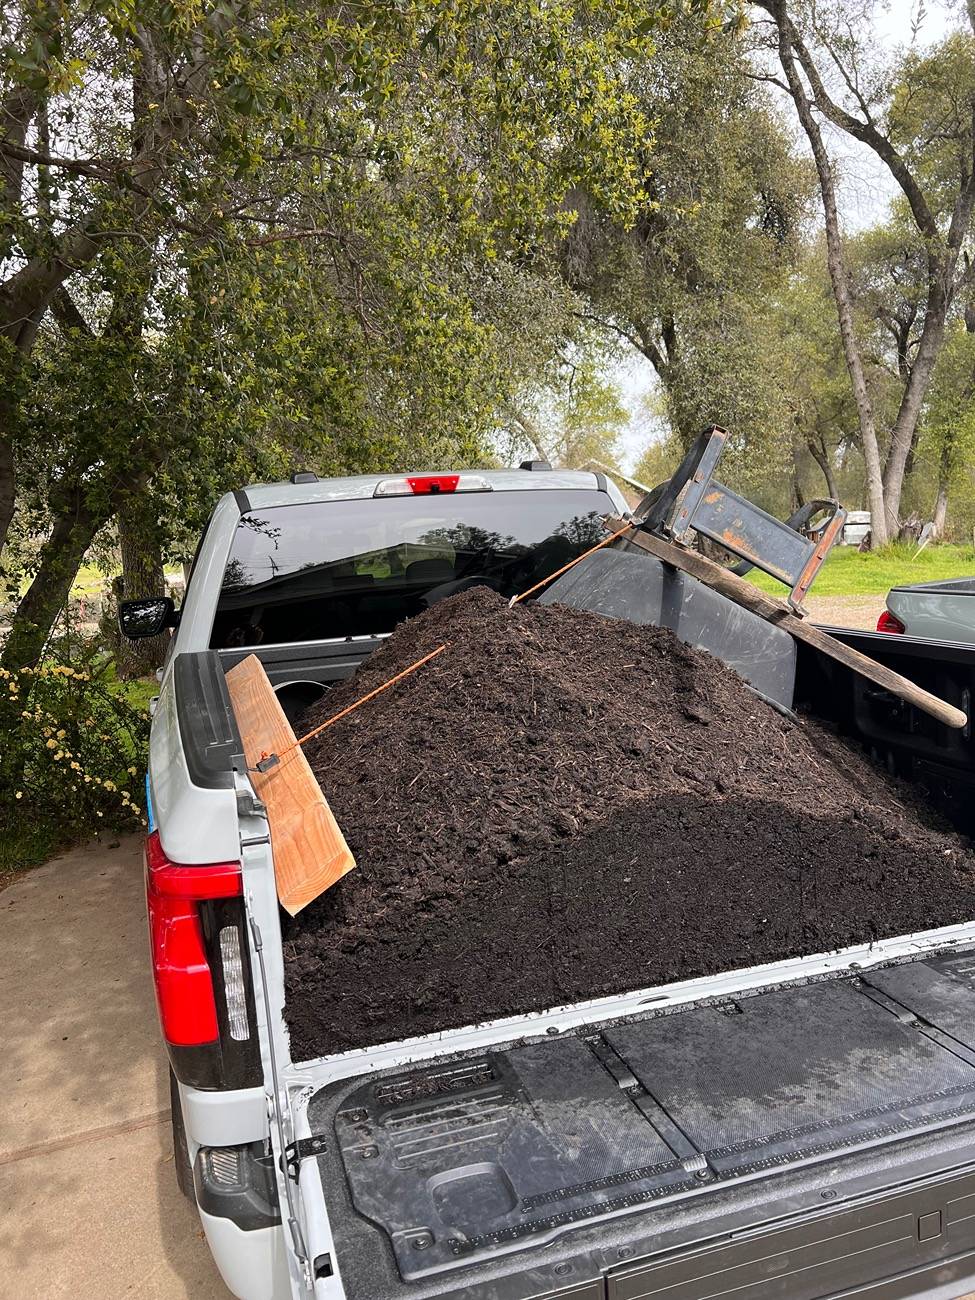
225,654,355,915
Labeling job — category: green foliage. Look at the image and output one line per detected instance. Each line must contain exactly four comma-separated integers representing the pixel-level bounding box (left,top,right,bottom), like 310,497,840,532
498,340,630,470
1,0,673,672
0,650,149,866
765,244,859,502
564,9,814,483
921,326,975,474
888,32,975,221
910,322,975,533
633,419,682,488
850,218,926,351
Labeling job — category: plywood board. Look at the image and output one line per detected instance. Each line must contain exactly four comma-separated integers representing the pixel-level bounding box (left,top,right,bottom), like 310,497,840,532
225,655,355,914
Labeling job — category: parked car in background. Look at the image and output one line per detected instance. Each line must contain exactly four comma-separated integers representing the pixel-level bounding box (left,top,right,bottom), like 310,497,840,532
877,576,975,640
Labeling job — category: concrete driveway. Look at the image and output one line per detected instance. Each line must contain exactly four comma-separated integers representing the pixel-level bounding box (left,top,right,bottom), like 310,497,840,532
0,835,232,1298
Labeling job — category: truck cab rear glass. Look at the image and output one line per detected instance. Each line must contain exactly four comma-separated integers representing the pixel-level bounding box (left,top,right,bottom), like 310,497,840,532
210,490,614,649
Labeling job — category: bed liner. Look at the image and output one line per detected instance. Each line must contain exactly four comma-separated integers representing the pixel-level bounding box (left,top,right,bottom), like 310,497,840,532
295,941,975,1297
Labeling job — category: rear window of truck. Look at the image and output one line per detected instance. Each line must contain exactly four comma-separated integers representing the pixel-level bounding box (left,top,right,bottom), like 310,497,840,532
210,488,615,648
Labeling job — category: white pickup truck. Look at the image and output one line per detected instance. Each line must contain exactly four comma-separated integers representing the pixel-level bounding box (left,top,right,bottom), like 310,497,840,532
127,466,975,1300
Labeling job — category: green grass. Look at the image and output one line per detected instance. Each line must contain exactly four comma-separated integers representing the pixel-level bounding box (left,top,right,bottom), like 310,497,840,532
746,543,975,598
17,564,183,599
95,657,159,712
71,563,111,597
116,676,158,711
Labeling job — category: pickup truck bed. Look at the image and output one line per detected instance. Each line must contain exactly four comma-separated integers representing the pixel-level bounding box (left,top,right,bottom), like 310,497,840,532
299,943,975,1299
296,946,975,1300
267,623,975,1299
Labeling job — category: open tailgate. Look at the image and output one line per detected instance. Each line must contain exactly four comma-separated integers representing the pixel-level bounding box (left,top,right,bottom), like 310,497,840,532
282,944,975,1299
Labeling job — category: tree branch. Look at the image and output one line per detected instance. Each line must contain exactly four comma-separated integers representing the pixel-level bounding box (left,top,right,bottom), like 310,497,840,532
0,2,61,222
755,0,938,243
815,10,877,129
1,1,248,337
764,0,888,540
742,68,793,96
51,287,94,337
0,215,105,342
501,403,553,463
247,225,342,247
0,139,126,180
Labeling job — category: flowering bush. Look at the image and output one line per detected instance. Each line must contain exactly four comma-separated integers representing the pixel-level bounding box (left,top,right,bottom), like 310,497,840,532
2,655,150,833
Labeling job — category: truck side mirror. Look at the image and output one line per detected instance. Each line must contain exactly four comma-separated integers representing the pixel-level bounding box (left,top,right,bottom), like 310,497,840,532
119,596,178,640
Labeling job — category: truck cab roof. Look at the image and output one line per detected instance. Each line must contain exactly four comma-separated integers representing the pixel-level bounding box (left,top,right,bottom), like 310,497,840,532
230,467,628,513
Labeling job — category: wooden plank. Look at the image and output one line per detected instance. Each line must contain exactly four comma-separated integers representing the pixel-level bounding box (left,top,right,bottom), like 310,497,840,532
607,518,969,731
225,655,355,915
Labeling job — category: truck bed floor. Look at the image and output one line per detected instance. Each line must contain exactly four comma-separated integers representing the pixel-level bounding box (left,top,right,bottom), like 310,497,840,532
306,949,975,1294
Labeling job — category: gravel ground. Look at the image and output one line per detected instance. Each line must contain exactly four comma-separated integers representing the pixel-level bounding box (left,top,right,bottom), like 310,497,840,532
805,593,887,630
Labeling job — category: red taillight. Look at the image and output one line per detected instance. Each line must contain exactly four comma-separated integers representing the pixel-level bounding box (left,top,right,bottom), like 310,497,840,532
145,832,241,1046
876,609,905,634
407,474,459,494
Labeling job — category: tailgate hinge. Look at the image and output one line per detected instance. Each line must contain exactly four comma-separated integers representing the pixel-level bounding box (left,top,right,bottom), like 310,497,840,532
282,1134,328,1182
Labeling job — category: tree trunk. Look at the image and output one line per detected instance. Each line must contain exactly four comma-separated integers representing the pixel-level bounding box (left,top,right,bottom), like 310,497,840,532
793,459,806,510
0,341,18,551
115,489,169,678
933,474,949,539
0,313,45,555
807,435,838,500
0,499,103,670
882,275,951,530
0,431,14,555
771,9,888,544
1,233,156,670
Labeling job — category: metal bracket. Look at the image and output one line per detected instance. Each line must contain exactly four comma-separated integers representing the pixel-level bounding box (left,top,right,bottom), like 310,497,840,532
247,914,311,1280
234,784,267,819
638,425,846,612
282,1134,328,1181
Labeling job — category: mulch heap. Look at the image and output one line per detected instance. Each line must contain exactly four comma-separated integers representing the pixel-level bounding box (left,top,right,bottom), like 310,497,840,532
282,586,975,1060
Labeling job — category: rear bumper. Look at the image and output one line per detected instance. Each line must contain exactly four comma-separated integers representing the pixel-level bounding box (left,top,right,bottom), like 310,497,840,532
198,1206,290,1300
194,1141,281,1233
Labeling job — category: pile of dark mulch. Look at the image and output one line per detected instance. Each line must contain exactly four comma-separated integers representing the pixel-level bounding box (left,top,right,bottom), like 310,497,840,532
282,587,975,1059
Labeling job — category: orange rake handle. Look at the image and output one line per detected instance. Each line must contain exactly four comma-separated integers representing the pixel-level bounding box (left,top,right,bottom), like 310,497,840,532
510,521,635,606
292,643,449,748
